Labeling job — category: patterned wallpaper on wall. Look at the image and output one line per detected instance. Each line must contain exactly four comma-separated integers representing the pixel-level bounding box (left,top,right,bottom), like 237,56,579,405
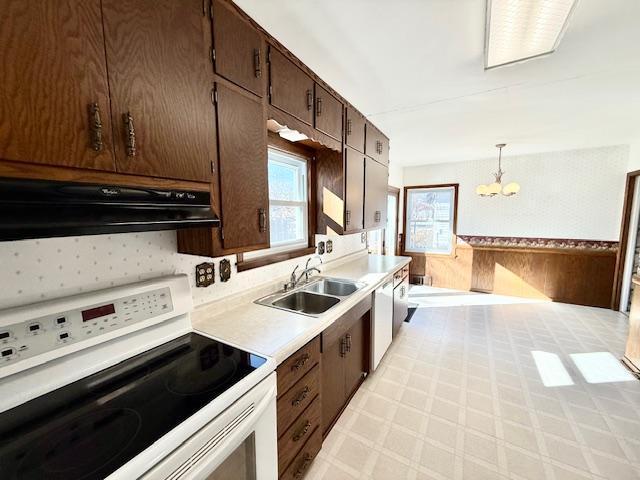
403,145,629,241
0,231,366,310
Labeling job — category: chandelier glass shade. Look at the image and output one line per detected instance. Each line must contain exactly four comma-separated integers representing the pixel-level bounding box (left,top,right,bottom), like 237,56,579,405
476,143,520,197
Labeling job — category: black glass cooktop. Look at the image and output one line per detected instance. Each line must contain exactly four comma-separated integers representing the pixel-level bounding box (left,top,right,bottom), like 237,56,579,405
0,333,267,480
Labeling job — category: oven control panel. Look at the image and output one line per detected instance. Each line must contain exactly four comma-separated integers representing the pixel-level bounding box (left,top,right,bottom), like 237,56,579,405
0,287,173,365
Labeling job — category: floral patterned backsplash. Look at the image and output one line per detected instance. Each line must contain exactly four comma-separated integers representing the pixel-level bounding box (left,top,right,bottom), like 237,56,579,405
457,235,619,252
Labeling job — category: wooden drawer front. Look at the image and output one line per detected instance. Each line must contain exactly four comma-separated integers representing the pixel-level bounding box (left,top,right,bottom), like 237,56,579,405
278,397,321,474
279,425,322,480
321,295,372,352
277,336,320,396
277,364,320,435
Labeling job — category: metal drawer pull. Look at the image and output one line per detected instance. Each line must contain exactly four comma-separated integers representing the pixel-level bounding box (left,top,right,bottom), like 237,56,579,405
253,48,261,78
291,353,310,371
306,90,313,111
339,337,346,357
345,333,352,352
258,208,267,232
345,210,351,226
123,111,136,157
293,420,312,441
294,453,313,479
292,386,310,406
88,102,103,152
316,97,322,116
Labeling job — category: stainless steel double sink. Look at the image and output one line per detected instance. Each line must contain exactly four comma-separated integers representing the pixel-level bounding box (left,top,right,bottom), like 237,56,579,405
255,277,365,317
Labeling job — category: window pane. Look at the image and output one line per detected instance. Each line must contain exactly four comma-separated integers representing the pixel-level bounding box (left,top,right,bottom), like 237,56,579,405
269,205,305,245
268,150,305,202
405,187,455,254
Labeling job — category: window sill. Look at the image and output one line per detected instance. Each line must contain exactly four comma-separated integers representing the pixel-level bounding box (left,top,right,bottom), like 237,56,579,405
236,246,317,272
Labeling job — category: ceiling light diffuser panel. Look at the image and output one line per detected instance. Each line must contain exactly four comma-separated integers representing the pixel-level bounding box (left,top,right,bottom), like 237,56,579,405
485,0,578,69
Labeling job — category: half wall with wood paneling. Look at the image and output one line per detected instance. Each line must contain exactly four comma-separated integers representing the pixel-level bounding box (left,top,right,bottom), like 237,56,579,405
406,236,619,309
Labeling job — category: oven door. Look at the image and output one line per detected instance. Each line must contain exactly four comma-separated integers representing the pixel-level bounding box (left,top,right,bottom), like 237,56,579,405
141,372,277,480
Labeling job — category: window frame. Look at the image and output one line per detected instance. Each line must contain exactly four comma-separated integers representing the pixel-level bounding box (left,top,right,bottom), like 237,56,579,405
402,184,459,256
236,134,316,271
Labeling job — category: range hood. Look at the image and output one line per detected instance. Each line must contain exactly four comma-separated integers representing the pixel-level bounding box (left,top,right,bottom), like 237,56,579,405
0,178,220,241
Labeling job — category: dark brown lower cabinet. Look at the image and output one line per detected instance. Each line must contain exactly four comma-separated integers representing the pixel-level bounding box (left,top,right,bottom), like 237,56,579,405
321,296,371,435
276,337,322,479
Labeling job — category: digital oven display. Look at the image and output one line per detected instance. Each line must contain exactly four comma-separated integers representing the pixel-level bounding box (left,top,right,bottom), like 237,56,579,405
82,304,116,322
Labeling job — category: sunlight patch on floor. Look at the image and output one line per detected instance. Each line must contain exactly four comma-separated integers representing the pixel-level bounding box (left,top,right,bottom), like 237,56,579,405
407,285,547,308
531,350,575,387
570,352,637,384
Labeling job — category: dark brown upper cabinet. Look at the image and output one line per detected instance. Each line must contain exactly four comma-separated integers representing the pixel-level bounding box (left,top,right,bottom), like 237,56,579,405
211,0,264,97
344,147,365,232
215,83,269,250
269,48,315,126
365,122,389,166
0,0,115,172
345,106,366,153
364,157,388,230
101,0,215,183
314,84,343,141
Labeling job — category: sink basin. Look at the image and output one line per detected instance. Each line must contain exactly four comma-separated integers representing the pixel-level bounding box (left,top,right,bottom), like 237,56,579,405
303,278,359,297
272,291,340,315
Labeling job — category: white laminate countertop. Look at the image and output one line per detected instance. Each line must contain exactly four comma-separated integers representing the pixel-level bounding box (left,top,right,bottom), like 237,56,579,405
192,254,411,365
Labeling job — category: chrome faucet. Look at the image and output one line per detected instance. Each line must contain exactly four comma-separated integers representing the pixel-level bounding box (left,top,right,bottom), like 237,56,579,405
284,256,323,291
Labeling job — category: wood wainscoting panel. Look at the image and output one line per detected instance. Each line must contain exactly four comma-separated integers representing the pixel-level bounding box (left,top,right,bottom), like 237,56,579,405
406,240,618,309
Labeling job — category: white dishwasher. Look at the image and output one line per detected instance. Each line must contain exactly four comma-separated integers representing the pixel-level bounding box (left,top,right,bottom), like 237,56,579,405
372,276,394,371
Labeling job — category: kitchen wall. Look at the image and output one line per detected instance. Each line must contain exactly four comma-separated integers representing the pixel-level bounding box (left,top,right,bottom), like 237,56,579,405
403,145,629,241
0,232,366,310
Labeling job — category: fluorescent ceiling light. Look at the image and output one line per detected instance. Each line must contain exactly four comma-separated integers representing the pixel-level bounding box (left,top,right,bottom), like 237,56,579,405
485,0,578,70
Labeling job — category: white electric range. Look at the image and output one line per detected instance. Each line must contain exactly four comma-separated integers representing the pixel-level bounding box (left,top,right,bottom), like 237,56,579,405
0,274,277,480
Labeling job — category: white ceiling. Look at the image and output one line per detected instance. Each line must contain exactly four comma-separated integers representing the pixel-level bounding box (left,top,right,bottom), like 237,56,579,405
234,0,640,166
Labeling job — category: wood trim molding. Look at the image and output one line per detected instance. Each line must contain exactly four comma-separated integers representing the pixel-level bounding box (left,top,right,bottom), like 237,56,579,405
236,246,316,272
612,170,640,310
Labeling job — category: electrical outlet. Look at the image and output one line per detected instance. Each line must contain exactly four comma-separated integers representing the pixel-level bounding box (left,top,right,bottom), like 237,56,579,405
195,262,215,287
317,241,325,255
361,233,366,244
326,239,333,253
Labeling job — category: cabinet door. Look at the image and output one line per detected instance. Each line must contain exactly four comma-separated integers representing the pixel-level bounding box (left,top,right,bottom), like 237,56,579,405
344,147,364,232
344,316,368,398
365,122,389,165
393,279,408,338
314,84,343,141
321,335,346,435
269,48,314,126
215,84,269,250
102,0,215,182
345,106,366,153
0,0,114,172
364,157,388,229
212,0,264,97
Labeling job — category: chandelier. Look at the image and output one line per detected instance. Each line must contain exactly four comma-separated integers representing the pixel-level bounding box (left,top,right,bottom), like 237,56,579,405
476,143,520,197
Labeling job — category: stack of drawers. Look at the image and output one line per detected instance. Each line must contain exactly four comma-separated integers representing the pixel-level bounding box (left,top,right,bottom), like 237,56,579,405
276,336,322,479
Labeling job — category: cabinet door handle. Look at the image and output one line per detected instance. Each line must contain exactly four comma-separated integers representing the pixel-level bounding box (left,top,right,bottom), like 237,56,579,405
346,333,352,353
258,208,267,232
316,96,322,116
306,90,313,111
291,353,310,371
122,112,136,157
293,420,312,442
346,118,352,136
375,210,381,223
253,48,261,78
88,102,103,152
291,386,310,406
401,286,405,297
339,337,346,357
294,453,313,479
345,210,351,226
